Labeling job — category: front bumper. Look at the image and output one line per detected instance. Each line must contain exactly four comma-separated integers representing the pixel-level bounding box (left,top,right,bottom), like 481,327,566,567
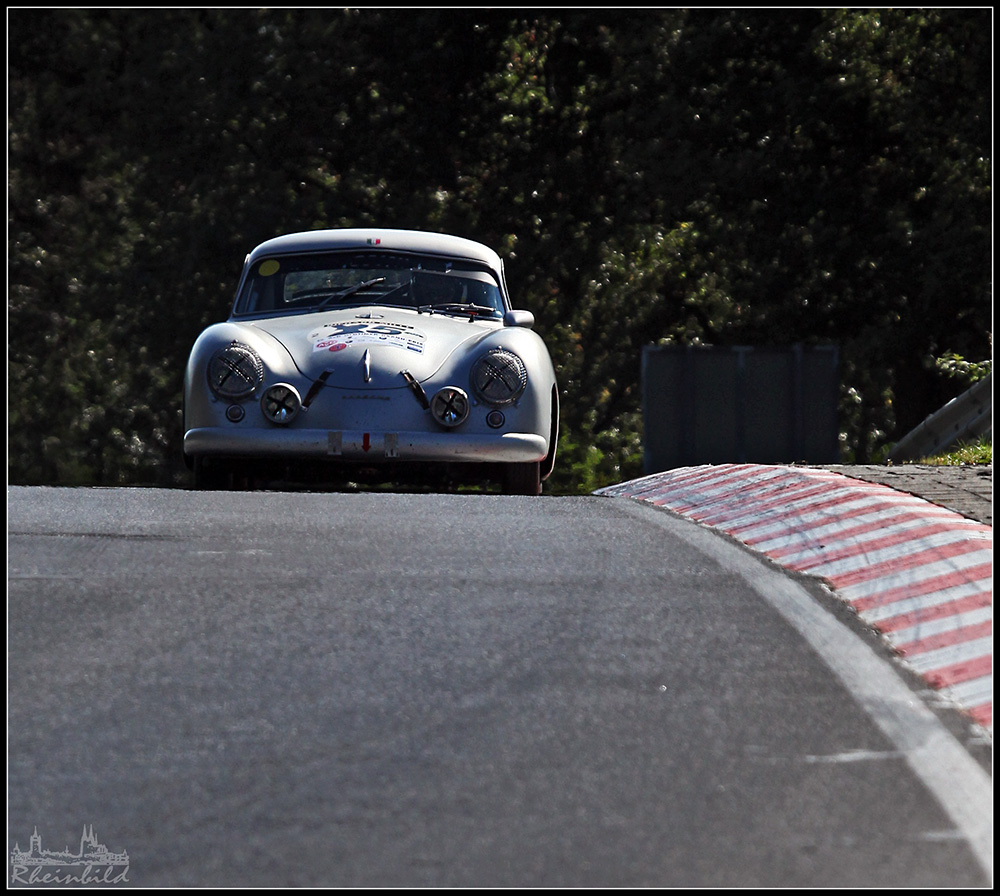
184,427,547,464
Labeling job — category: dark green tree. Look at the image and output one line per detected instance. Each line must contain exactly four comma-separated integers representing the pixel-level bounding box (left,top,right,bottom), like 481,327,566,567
8,9,991,490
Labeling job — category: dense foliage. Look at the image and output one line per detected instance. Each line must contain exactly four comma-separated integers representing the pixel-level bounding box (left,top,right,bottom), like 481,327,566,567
8,9,992,492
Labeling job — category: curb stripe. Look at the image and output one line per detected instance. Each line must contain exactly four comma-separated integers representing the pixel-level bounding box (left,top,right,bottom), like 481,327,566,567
968,705,992,727
924,655,993,689
598,464,992,733
841,559,993,605
893,621,992,656
808,540,990,585
887,607,993,648
867,593,993,632
902,637,994,674
731,496,943,544
694,482,842,524
686,488,909,527
759,511,979,557
770,520,985,565
948,676,993,709
723,490,924,531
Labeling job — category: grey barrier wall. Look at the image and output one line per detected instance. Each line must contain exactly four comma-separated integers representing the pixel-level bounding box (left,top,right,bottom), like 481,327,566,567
642,344,840,473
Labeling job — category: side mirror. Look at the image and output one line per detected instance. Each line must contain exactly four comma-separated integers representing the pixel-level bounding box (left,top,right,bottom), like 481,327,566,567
503,310,535,329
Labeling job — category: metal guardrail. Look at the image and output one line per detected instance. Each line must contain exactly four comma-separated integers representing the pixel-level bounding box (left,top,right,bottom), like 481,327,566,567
888,373,993,462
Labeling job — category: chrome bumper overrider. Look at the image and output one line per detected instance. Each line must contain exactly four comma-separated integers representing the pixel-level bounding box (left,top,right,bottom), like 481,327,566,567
184,427,547,463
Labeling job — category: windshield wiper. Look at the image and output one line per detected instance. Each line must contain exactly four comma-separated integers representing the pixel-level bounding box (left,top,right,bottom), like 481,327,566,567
315,277,387,310
417,303,499,319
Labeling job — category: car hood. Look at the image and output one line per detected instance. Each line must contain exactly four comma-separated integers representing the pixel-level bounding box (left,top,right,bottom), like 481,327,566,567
247,307,498,386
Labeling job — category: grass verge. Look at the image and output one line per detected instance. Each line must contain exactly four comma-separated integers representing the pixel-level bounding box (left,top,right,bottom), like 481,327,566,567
915,437,992,466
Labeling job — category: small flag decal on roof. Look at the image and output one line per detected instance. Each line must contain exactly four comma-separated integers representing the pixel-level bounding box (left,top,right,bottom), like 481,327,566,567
367,237,381,245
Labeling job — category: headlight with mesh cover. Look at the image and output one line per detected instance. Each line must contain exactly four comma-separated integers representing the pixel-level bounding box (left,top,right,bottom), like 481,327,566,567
206,341,264,400
471,349,528,407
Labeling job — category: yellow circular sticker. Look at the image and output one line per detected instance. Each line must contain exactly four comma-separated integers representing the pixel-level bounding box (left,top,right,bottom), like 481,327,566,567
259,260,280,276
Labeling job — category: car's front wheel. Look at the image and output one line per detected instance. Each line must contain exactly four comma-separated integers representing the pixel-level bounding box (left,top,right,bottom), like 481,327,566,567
503,461,541,496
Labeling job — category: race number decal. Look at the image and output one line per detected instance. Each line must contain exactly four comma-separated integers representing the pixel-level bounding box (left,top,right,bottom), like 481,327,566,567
309,321,426,354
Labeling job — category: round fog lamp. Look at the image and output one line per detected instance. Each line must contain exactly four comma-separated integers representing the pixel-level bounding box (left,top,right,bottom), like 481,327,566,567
430,386,470,428
261,383,302,425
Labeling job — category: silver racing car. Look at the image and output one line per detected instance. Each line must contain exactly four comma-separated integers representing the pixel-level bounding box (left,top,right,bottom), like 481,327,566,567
183,229,559,493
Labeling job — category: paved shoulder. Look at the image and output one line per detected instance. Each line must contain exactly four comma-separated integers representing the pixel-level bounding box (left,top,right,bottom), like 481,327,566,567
598,464,993,733
818,464,992,527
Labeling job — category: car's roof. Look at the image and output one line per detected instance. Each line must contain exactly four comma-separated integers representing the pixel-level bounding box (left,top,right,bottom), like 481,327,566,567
246,228,504,278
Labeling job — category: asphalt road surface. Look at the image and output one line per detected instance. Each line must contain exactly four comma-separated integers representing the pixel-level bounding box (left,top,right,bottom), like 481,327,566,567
7,487,991,887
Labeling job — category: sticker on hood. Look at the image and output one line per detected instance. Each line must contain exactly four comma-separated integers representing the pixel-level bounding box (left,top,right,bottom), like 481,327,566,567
309,320,426,354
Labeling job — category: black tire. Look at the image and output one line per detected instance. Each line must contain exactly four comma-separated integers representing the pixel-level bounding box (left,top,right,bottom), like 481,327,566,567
503,461,541,496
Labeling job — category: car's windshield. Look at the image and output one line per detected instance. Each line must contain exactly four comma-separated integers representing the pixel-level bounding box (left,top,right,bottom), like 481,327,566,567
234,250,504,317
